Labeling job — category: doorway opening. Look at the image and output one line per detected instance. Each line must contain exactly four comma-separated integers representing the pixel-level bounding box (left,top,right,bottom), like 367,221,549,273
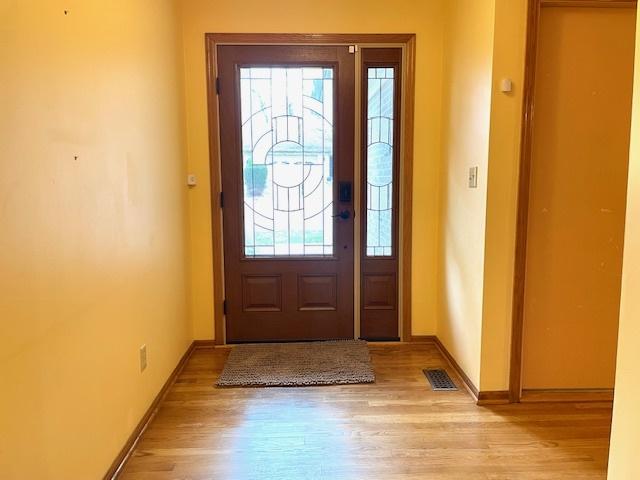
510,0,636,402
205,34,416,344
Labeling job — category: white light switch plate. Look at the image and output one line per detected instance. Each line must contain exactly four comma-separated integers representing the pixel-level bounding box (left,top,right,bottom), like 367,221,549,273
468,167,478,188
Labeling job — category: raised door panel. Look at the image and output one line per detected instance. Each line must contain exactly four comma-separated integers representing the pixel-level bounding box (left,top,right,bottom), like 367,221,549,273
242,275,282,312
298,274,337,311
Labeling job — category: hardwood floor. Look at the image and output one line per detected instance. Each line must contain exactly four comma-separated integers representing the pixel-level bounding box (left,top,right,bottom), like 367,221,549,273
119,343,613,479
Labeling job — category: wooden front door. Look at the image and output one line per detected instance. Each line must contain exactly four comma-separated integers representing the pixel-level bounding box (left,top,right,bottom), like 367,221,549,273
218,45,355,342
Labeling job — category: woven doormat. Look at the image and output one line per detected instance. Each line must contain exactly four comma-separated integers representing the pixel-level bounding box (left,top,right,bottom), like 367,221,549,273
216,340,375,387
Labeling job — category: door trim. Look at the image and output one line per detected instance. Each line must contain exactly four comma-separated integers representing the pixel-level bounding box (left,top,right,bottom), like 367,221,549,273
205,33,416,344
509,0,637,402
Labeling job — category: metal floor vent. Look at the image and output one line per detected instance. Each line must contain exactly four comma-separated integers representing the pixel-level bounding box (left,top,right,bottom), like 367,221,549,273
423,369,458,391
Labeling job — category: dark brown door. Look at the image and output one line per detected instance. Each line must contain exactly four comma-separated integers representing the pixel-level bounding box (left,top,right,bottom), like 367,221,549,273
360,48,402,340
217,45,355,342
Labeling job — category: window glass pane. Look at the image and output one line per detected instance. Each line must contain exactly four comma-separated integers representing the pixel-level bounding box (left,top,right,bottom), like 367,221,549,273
240,67,334,257
366,67,395,257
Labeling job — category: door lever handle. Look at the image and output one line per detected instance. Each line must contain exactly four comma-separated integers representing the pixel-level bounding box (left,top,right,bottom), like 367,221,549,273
332,210,351,220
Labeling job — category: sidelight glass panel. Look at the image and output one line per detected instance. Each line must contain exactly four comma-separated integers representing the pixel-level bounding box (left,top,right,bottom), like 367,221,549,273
366,67,395,257
240,67,334,257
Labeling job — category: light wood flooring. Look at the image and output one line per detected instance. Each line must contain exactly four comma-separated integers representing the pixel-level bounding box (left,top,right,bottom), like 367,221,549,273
120,343,613,479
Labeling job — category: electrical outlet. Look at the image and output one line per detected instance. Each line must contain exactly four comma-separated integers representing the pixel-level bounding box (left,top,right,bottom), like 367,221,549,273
139,344,147,372
468,166,478,188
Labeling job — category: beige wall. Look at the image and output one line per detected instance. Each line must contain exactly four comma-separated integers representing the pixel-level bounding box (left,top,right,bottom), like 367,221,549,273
437,0,496,388
0,1,190,478
521,6,634,390
178,0,446,340
608,8,640,478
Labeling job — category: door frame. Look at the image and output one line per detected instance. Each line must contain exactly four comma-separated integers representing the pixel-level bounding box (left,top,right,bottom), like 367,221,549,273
205,33,416,345
509,0,637,402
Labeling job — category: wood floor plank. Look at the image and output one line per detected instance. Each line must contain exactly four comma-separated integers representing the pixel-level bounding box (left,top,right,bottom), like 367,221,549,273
119,344,612,480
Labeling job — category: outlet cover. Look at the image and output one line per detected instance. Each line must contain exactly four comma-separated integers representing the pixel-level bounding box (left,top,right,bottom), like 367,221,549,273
140,344,147,372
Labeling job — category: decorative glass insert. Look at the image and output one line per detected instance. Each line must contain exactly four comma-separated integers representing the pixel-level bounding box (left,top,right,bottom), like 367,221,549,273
240,67,334,257
366,67,395,257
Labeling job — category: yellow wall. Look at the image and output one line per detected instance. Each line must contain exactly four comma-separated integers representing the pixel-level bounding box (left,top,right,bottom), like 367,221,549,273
6,1,638,477
437,0,496,388
522,6,634,390
0,1,190,479
437,0,530,393
479,0,527,392
178,0,446,339
608,9,640,478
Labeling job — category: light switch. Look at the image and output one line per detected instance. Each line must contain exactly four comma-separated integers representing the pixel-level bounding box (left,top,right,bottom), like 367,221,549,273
139,344,147,372
468,167,478,188
187,173,197,187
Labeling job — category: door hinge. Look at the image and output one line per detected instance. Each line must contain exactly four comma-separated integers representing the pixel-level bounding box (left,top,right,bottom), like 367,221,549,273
219,191,224,208
215,77,221,95
223,299,227,315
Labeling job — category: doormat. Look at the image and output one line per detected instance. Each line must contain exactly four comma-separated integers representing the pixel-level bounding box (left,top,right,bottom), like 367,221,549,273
216,340,375,387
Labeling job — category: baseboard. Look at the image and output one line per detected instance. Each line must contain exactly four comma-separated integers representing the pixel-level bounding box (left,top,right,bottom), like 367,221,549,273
430,337,480,401
103,340,200,480
193,339,217,349
408,335,438,343
398,335,512,405
520,388,614,403
477,390,510,405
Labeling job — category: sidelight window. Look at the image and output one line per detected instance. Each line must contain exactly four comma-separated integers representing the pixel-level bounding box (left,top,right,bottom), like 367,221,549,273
365,67,396,257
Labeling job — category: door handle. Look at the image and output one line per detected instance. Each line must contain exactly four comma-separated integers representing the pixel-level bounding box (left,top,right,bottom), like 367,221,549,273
333,210,351,220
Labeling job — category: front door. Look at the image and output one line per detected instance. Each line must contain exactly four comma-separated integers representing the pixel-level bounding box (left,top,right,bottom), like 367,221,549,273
218,45,355,342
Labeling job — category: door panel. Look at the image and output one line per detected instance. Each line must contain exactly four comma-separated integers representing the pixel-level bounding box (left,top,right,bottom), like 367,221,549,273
362,273,397,310
241,275,282,312
522,7,635,389
218,45,355,342
297,274,337,311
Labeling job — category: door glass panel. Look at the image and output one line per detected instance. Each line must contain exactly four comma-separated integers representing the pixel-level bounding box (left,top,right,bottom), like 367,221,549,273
366,67,395,257
240,67,334,257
